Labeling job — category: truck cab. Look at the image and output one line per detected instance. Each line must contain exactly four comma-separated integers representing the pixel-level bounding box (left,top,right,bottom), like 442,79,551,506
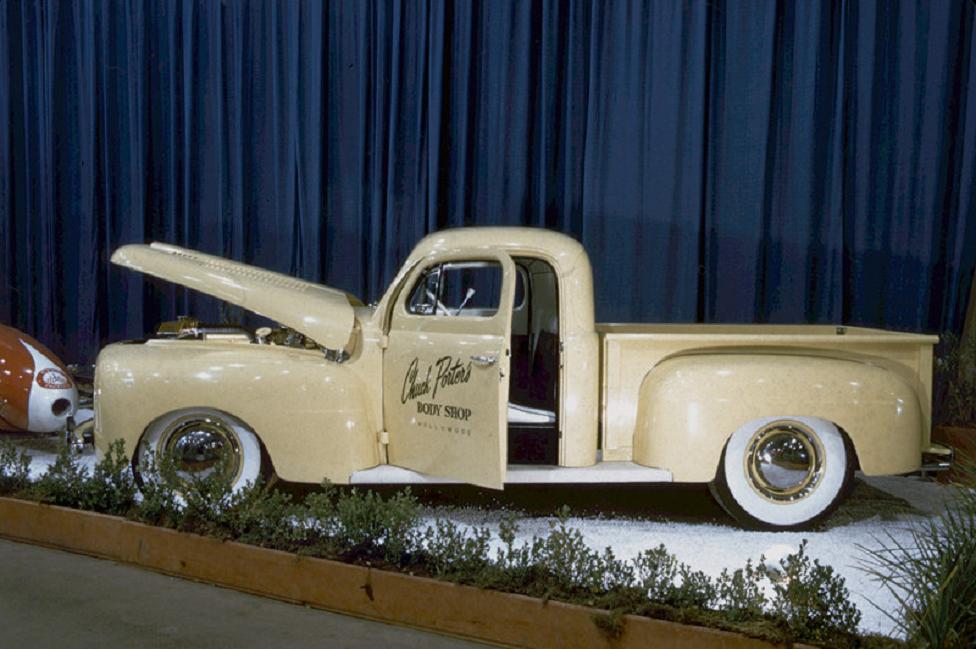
372,229,600,490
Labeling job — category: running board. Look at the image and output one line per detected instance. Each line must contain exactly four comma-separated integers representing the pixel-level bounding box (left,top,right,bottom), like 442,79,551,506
349,462,673,485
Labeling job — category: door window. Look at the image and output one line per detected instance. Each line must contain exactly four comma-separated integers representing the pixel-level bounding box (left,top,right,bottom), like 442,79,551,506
406,261,503,318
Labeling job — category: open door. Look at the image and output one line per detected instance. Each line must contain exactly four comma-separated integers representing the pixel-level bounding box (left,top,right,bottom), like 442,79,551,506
383,250,515,489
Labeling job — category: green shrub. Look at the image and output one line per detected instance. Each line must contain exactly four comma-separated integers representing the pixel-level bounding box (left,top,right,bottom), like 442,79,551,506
0,438,31,495
715,559,767,622
768,540,861,644
933,331,976,427
596,547,639,595
633,544,717,609
84,440,137,516
168,455,237,531
525,514,616,595
219,482,308,548
422,518,493,580
327,487,420,564
132,452,183,528
416,510,637,605
30,443,92,508
633,545,681,601
30,440,136,516
674,564,719,610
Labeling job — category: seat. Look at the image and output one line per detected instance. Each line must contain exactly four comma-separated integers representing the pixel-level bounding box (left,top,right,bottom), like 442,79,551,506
507,402,556,425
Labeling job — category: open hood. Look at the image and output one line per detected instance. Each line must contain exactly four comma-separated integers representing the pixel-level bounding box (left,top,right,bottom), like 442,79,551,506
112,243,356,350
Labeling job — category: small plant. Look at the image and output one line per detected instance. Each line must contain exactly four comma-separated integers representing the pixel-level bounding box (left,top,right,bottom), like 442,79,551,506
133,451,183,528
715,559,767,622
330,487,421,564
0,438,31,495
768,540,861,644
633,544,717,609
422,518,493,580
30,443,92,508
674,564,718,609
933,330,976,486
220,482,307,548
171,456,238,530
592,608,626,640
933,331,976,427
527,513,615,595
633,545,681,601
29,440,136,516
83,439,137,516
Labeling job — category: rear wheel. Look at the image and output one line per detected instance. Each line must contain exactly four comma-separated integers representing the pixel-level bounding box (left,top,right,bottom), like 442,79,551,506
135,408,262,493
710,416,854,529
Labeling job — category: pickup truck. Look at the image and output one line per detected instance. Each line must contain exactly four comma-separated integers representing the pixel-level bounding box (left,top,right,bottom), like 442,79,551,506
93,228,948,529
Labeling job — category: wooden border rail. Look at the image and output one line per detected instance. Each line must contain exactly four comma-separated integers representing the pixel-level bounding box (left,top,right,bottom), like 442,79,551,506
0,498,813,649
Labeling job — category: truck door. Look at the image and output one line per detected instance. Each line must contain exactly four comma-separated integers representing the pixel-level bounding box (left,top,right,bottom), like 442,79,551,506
383,250,515,489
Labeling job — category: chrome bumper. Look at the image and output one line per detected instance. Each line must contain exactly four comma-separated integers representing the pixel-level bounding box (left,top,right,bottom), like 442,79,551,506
919,443,954,473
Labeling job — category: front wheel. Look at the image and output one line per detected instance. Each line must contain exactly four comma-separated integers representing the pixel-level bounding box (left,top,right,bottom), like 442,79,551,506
709,416,854,529
135,408,263,493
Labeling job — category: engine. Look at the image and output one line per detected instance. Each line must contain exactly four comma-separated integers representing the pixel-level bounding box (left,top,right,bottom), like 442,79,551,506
154,316,324,352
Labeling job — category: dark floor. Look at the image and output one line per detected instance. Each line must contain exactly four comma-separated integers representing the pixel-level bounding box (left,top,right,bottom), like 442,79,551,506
0,538,490,649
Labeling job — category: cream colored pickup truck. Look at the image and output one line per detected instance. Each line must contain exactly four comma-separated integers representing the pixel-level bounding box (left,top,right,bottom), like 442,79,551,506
94,228,948,529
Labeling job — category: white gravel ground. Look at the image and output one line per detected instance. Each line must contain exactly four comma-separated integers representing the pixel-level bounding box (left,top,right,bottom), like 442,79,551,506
420,475,956,639
15,439,955,639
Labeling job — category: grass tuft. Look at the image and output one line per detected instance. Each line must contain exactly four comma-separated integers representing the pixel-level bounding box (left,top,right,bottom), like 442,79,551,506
860,470,976,649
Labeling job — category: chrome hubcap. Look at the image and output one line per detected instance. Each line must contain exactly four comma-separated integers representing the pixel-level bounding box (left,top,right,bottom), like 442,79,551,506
161,416,241,483
745,422,823,502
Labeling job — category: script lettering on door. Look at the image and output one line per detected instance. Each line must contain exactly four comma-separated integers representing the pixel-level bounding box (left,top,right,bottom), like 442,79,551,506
401,356,475,434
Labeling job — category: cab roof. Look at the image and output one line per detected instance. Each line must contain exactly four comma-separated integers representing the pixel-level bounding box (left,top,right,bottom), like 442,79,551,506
405,227,588,272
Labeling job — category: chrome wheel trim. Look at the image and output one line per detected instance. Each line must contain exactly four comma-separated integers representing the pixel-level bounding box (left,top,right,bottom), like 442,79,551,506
744,421,824,503
160,415,243,484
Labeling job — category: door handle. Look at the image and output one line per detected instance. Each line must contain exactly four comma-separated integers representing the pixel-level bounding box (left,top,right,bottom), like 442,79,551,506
470,354,497,367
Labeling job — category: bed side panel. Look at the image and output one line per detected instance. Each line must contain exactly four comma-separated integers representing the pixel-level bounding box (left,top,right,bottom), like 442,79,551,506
600,331,935,464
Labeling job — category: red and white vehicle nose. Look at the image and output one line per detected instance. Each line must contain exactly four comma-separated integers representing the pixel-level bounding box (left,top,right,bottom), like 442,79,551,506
0,324,78,434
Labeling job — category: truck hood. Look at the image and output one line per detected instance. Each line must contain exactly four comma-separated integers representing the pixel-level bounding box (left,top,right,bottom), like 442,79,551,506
111,243,356,350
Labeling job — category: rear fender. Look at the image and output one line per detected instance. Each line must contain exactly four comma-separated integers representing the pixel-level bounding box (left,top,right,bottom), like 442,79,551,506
633,353,924,482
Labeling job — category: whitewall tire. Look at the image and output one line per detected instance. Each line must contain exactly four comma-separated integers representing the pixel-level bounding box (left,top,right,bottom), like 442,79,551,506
710,416,854,529
136,408,263,493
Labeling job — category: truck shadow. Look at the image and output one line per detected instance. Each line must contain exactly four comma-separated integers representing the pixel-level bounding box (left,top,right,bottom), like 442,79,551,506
276,477,919,530
277,480,734,526
410,483,730,524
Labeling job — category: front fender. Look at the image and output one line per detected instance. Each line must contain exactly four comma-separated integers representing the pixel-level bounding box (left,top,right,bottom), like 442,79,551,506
633,352,924,482
94,341,379,483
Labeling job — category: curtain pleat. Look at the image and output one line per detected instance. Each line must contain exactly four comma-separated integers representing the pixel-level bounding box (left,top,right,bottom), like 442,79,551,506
1,0,974,362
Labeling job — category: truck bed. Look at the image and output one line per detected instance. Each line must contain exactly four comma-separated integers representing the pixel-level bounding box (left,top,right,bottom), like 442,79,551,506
596,323,938,461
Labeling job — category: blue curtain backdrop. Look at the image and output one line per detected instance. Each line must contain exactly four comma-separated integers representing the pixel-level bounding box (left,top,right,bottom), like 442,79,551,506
1,0,975,362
